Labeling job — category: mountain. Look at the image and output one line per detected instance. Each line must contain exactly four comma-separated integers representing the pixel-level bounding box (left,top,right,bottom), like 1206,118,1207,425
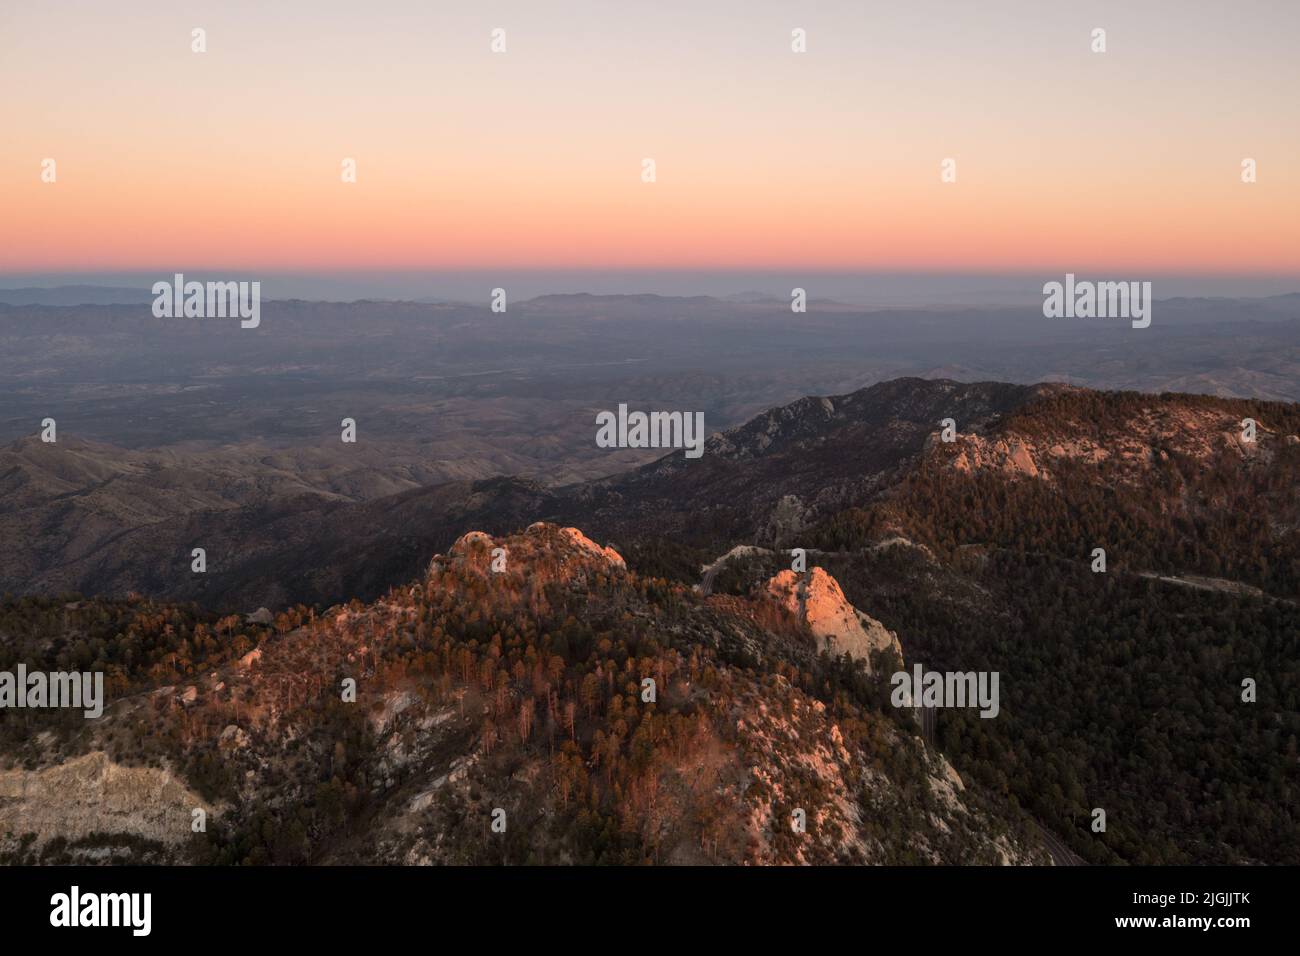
2,377,1297,865
0,523,1044,865
0,285,153,306
7,377,1296,610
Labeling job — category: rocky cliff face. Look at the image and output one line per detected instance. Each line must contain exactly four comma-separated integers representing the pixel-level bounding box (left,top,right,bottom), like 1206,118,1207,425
765,567,902,670
0,751,217,861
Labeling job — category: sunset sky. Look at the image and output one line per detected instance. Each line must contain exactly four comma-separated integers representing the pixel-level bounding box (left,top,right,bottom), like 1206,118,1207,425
2,0,1298,275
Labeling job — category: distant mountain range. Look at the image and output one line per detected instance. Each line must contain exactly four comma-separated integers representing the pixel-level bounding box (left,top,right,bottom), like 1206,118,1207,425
0,285,156,306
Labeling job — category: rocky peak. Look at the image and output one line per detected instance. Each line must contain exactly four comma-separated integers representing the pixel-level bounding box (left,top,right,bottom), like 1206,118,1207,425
432,523,625,582
765,567,902,670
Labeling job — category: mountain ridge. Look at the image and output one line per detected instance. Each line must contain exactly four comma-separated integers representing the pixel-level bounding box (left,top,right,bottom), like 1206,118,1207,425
0,521,1044,866
3,376,1298,610
3,374,1297,865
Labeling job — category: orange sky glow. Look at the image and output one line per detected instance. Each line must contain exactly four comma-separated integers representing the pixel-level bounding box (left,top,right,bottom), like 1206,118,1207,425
2,0,1297,274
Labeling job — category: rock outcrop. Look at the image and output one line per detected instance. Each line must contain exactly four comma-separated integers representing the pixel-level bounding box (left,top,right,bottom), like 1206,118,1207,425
765,567,902,669
432,523,626,581
0,751,217,853
551,525,626,568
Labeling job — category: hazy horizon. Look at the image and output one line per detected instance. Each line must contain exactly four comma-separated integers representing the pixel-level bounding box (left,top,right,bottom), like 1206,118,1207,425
3,270,1300,308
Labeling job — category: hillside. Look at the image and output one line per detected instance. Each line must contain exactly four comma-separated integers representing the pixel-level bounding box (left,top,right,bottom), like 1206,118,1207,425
7,378,1296,610
0,523,1042,865
2,377,1297,865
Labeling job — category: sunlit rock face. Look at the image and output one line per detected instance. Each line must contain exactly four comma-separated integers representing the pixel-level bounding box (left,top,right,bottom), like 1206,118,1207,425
765,567,902,669
553,526,626,569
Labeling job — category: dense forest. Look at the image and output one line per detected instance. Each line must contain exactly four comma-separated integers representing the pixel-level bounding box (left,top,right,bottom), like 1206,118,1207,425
837,548,1297,864
707,542,1300,865
811,450,1299,600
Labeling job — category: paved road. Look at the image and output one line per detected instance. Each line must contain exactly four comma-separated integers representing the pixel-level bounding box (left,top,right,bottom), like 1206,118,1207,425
1031,820,1086,866
697,546,862,596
